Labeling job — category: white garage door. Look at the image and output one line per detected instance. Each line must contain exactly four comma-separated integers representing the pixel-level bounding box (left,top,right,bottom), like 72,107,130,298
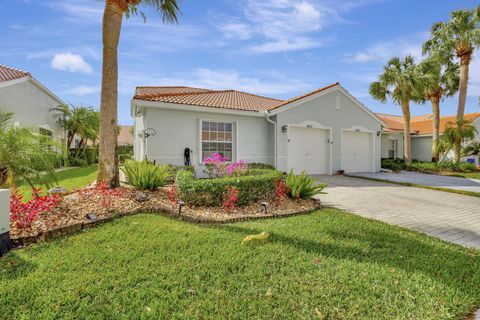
342,131,372,173
287,127,329,174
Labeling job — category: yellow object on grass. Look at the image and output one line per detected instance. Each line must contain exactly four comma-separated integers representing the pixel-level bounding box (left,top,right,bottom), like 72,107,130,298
242,231,270,245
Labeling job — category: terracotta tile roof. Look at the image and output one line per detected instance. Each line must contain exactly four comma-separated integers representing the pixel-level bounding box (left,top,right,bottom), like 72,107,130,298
134,86,283,112
0,64,30,82
268,82,339,111
136,86,212,96
118,126,133,146
378,112,480,135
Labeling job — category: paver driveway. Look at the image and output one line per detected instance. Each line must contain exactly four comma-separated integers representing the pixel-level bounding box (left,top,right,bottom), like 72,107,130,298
314,175,480,249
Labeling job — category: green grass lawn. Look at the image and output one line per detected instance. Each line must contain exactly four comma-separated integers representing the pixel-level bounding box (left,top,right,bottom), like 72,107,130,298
17,165,98,200
1,210,479,319
444,172,480,179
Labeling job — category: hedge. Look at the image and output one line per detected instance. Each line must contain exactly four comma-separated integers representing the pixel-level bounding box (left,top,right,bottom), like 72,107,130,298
406,161,478,174
175,169,283,206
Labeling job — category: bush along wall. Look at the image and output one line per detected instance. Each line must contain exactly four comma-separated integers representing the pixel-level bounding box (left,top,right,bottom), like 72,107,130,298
175,169,283,207
406,161,478,174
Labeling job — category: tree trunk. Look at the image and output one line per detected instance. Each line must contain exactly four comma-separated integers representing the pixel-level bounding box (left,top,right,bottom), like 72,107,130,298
457,55,470,121
431,96,440,162
401,101,412,164
97,0,123,187
455,141,462,163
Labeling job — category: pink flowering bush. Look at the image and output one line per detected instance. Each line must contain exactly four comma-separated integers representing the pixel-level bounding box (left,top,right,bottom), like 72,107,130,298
225,160,247,177
10,188,61,229
204,153,247,178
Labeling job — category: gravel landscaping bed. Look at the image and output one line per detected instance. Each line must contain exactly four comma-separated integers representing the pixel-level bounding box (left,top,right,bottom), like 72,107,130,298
10,185,320,244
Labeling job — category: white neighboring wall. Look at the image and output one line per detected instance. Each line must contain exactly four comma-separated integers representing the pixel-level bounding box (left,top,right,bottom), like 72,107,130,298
0,189,10,255
0,78,64,142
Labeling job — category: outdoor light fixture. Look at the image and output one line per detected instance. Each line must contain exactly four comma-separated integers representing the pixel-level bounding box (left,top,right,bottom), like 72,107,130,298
85,213,97,221
376,131,381,136
261,202,269,215
177,200,185,216
143,128,157,139
281,125,288,133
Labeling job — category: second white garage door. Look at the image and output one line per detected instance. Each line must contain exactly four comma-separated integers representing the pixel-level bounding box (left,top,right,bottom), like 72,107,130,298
287,127,329,174
342,130,373,173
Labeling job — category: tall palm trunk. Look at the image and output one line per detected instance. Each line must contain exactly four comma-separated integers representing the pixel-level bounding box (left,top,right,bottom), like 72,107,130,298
456,53,471,121
401,101,412,164
430,95,440,162
98,0,124,187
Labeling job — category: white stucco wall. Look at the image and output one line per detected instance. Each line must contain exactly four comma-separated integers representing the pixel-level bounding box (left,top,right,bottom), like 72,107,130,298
137,105,273,166
411,136,433,162
0,189,10,236
381,132,403,159
274,90,382,173
0,79,63,141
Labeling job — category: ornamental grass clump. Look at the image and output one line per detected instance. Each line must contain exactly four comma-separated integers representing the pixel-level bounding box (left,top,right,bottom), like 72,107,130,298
285,170,326,199
122,160,169,191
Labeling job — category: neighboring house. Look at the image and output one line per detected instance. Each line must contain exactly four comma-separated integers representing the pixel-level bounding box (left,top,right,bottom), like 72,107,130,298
0,64,65,145
118,125,134,147
377,112,480,163
131,83,385,174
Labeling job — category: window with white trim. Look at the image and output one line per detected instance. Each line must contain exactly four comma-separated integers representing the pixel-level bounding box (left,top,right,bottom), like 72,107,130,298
201,121,233,162
388,139,397,158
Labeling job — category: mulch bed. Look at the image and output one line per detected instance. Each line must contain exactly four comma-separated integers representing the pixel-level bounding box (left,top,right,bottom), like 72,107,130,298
10,185,321,246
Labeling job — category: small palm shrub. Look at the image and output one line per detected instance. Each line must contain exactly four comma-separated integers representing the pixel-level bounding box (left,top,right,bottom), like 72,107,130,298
285,170,326,199
122,160,169,191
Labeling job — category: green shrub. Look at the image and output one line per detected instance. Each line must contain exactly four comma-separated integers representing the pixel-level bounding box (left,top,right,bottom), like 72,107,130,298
175,169,283,206
406,161,478,174
285,170,326,199
381,158,405,172
247,163,276,170
122,160,169,190
68,157,88,167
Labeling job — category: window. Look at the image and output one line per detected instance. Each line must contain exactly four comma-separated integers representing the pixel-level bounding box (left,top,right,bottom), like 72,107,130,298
388,139,397,158
201,121,233,162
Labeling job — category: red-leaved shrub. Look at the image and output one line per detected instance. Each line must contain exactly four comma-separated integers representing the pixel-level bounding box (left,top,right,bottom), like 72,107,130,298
168,184,178,205
223,186,239,211
78,181,125,208
10,188,61,229
274,180,287,207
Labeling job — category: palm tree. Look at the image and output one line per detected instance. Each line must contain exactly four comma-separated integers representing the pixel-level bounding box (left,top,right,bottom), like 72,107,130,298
59,105,99,151
98,0,180,187
369,55,431,164
423,6,480,121
418,55,459,162
463,141,480,158
0,111,58,188
441,119,477,162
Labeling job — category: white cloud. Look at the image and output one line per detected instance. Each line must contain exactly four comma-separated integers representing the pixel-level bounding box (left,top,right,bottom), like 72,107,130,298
216,0,376,53
221,23,251,40
248,37,321,53
119,68,311,97
51,53,93,74
343,33,428,63
64,85,99,95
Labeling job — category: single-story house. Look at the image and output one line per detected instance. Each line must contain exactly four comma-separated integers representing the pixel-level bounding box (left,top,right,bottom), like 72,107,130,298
377,112,480,163
0,64,65,145
131,83,386,174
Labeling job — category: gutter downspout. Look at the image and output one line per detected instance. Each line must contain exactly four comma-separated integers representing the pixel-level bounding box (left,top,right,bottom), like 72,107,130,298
265,111,277,168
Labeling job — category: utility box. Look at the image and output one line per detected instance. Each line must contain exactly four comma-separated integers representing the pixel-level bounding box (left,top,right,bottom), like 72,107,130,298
0,189,10,256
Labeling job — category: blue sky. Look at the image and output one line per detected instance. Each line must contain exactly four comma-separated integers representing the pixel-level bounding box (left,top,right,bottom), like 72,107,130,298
1,0,479,125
